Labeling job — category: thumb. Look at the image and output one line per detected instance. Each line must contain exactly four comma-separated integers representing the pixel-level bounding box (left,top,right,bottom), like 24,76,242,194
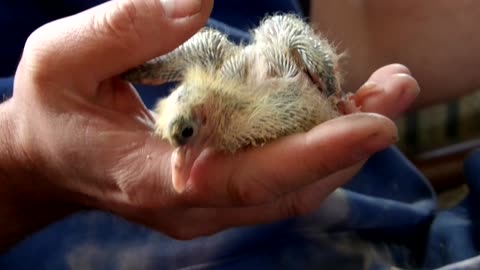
21,0,213,83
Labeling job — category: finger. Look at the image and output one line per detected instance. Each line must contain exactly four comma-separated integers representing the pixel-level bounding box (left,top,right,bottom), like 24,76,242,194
184,113,397,206
137,163,363,239
21,0,213,84
354,64,420,119
368,63,412,81
355,74,420,119
214,163,364,228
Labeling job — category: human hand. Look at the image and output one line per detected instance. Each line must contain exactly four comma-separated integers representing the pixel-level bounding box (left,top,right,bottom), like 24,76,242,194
2,0,418,247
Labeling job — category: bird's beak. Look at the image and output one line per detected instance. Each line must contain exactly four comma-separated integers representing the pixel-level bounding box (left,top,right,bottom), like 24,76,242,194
171,144,202,193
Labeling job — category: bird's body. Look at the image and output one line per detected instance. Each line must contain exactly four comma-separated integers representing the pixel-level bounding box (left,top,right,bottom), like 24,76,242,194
123,14,353,192
156,55,339,154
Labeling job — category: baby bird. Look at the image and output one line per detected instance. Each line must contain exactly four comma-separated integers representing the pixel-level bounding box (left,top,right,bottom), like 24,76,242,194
123,14,354,192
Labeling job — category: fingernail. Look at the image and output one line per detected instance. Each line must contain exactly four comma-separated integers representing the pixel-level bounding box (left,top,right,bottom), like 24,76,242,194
390,73,420,96
361,81,378,90
357,81,383,96
351,130,398,161
161,0,202,19
354,81,384,105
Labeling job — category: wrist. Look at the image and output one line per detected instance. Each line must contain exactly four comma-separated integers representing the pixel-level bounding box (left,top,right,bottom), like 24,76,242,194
0,100,80,251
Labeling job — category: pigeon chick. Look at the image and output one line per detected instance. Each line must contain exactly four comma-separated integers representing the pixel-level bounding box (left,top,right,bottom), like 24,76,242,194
123,14,355,193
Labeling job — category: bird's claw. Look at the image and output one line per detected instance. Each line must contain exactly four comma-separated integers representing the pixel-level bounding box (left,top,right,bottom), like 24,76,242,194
332,93,361,115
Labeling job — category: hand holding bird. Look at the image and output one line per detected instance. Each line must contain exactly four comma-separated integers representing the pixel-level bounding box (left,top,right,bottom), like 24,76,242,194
124,15,365,192
4,0,418,245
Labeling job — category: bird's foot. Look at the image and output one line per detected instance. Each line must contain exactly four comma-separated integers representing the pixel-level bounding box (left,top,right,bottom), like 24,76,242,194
333,93,361,115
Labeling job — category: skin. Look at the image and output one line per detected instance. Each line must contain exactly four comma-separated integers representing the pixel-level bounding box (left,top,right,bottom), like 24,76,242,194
310,0,480,108
0,0,419,251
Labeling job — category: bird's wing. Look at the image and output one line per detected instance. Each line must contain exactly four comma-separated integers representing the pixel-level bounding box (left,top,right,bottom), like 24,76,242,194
252,14,342,97
122,28,237,85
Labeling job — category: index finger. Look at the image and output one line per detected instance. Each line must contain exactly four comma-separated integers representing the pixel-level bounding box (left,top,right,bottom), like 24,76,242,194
183,113,398,206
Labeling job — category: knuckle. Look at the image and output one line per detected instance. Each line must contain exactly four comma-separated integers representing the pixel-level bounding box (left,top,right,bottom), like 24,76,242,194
23,24,52,57
226,175,277,206
299,135,336,178
21,24,60,82
304,157,333,180
226,179,252,206
91,0,141,47
283,194,312,218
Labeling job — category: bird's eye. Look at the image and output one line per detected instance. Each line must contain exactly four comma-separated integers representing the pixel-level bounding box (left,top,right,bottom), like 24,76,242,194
181,126,194,139
170,119,198,147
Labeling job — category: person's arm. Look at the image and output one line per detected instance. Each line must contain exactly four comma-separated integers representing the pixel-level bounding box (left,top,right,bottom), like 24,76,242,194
310,0,480,108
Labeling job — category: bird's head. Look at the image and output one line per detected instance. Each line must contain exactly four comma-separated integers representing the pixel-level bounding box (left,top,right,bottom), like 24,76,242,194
155,66,241,192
